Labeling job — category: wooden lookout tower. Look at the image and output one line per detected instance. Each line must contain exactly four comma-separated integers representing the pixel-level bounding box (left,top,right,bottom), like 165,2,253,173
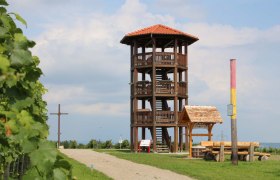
120,24,199,153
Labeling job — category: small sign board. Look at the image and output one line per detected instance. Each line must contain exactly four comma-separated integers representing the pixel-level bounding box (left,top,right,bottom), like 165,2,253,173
139,140,151,147
227,104,233,116
119,137,123,144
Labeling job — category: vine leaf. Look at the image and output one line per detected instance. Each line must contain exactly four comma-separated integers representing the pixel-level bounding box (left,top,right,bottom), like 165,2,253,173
22,137,37,153
0,55,10,72
29,141,57,175
10,49,33,67
0,0,8,6
10,13,27,28
53,168,67,180
11,98,34,111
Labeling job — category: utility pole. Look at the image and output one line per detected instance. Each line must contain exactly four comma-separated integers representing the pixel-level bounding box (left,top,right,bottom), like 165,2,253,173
50,104,68,148
230,59,238,165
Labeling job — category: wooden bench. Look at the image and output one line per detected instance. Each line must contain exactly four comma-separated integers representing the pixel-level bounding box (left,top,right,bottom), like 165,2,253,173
201,141,270,162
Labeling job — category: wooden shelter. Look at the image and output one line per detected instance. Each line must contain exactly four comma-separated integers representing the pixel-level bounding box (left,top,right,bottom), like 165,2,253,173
120,24,199,153
179,105,223,157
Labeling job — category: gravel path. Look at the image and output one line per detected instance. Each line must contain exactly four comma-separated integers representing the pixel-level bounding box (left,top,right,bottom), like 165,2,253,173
60,149,193,180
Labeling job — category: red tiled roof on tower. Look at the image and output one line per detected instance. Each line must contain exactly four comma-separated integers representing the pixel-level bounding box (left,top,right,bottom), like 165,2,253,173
126,24,198,39
120,24,198,46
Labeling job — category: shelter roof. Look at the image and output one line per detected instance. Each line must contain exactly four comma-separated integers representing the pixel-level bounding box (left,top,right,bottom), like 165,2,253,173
179,105,223,124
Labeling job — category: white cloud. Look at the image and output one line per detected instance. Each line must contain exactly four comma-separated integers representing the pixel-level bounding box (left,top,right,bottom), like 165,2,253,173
181,23,261,48
66,102,129,117
153,0,205,20
43,84,96,104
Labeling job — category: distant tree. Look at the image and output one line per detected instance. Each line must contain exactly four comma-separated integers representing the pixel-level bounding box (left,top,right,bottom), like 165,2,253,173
69,140,78,149
87,139,98,149
121,139,130,149
114,142,121,149
77,143,86,149
115,139,130,149
61,140,70,149
101,140,113,149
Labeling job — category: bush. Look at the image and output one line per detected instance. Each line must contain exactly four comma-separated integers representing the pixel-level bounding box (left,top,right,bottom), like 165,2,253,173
121,139,130,149
87,139,98,149
101,140,113,149
77,143,86,149
69,140,78,149
61,140,70,149
114,139,130,149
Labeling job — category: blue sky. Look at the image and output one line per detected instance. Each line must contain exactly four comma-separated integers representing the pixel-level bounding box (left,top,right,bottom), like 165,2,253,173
8,0,280,143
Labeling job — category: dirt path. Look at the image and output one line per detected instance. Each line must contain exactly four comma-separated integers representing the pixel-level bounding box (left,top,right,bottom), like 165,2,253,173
60,149,193,180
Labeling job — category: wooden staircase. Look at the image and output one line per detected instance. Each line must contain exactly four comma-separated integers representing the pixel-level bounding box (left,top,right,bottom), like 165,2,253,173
155,127,170,153
149,69,171,153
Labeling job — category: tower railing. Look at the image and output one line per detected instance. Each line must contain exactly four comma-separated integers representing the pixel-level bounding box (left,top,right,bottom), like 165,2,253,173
135,81,152,95
134,52,186,67
134,81,186,96
134,111,183,124
155,111,175,124
178,82,187,96
156,80,175,94
177,53,186,67
136,111,153,124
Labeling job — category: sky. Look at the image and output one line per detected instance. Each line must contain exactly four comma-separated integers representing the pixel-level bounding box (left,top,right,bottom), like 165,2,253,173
7,0,280,143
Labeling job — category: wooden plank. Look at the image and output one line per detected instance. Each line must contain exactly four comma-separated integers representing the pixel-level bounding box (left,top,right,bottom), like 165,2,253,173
254,152,271,157
200,141,213,147
208,150,270,157
201,141,259,147
192,133,213,137
211,151,249,155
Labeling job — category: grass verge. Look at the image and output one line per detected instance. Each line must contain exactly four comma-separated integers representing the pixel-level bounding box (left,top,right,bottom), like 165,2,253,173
59,152,112,180
96,149,280,180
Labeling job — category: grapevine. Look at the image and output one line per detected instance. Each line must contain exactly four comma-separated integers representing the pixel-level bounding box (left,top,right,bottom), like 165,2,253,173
0,0,71,179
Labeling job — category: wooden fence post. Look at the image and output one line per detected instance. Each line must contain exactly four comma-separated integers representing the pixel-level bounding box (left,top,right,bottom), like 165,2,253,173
249,143,254,162
219,142,225,162
4,163,10,180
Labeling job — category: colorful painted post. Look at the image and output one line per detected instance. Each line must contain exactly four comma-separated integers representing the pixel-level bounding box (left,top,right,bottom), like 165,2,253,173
230,59,238,165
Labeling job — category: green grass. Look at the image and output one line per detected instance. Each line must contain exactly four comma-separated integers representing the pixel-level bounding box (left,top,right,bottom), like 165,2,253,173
96,149,280,180
59,152,112,180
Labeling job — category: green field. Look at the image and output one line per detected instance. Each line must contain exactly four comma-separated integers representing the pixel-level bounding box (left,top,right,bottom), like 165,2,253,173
59,152,112,180
96,149,280,180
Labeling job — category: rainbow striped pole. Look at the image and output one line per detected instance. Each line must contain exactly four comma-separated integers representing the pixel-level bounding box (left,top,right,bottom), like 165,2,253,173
230,59,238,165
